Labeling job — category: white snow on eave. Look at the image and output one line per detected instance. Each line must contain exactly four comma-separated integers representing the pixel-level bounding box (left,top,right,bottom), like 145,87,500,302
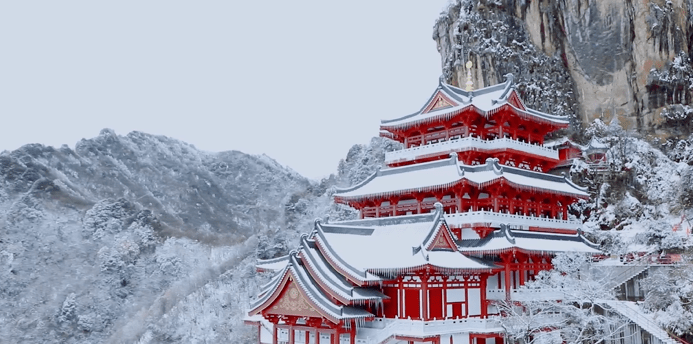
313,228,382,283
249,266,290,312
466,168,589,197
381,82,569,129
337,160,588,200
336,160,461,198
301,244,381,302
289,263,373,320
544,137,586,150
459,235,601,254
321,221,493,271
256,257,289,272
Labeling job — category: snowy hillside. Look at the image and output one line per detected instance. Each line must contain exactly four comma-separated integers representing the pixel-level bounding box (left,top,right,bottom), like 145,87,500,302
0,131,400,343
0,129,315,343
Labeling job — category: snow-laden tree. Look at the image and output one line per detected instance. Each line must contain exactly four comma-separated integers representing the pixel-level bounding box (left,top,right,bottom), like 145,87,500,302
496,252,628,344
641,256,693,339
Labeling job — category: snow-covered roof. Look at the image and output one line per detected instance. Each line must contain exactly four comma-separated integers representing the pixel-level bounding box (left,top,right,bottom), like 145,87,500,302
248,253,374,323
313,205,598,275
544,137,586,150
256,255,289,273
298,236,386,304
586,137,609,151
380,75,570,131
315,208,499,275
334,154,588,201
458,225,601,255
544,137,608,153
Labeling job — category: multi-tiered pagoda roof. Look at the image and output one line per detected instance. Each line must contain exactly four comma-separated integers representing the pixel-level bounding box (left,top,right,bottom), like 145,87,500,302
379,75,569,133
247,75,600,344
334,155,588,201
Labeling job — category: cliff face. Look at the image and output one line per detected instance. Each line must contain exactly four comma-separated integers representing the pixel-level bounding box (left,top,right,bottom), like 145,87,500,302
434,0,693,135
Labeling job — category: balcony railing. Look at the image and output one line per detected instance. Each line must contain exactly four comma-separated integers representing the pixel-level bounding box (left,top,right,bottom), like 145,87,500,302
356,317,502,344
444,211,581,231
362,199,458,217
486,288,566,301
385,137,559,165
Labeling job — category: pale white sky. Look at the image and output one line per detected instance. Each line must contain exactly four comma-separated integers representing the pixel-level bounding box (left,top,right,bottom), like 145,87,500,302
0,1,451,180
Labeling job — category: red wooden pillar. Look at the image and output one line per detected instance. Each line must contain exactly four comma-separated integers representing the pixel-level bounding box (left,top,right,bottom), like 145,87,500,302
349,324,356,344
289,324,295,344
503,255,512,300
398,276,404,318
390,196,399,217
480,273,488,318
522,199,528,216
333,328,341,344
492,190,499,213
416,194,424,215
456,188,463,214
272,323,278,344
518,253,526,286
305,329,310,344
421,270,429,320
471,190,478,212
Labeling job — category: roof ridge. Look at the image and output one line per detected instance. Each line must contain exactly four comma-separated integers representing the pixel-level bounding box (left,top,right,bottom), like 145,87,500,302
338,156,589,201
314,221,372,281
419,203,457,252
335,155,457,195
299,237,379,302
380,84,450,125
256,254,289,265
334,167,381,193
288,253,372,321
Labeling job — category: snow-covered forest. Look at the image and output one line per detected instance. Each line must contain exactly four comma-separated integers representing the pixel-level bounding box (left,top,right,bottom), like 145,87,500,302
3,121,693,343
0,129,402,343
3,0,693,342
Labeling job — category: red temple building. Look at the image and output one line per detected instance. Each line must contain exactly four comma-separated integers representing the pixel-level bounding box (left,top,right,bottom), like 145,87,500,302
245,75,600,344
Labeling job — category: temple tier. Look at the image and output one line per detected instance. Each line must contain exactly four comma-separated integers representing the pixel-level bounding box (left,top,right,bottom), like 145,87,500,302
247,75,600,344
379,76,569,172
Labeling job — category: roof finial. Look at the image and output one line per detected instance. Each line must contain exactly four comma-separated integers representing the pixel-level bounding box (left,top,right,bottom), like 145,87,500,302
465,60,474,92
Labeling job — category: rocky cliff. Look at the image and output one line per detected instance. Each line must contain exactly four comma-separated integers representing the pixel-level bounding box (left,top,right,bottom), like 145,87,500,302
434,0,693,135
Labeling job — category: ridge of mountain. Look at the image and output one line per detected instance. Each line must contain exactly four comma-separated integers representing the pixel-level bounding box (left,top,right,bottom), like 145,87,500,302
0,128,312,243
0,129,318,343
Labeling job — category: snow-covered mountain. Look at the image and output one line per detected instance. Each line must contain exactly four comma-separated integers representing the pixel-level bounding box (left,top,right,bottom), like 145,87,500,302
1,129,313,241
0,129,317,343
0,129,400,343
4,1,693,341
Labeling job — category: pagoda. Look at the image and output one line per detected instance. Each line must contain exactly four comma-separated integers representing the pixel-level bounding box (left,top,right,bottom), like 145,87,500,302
246,74,600,344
